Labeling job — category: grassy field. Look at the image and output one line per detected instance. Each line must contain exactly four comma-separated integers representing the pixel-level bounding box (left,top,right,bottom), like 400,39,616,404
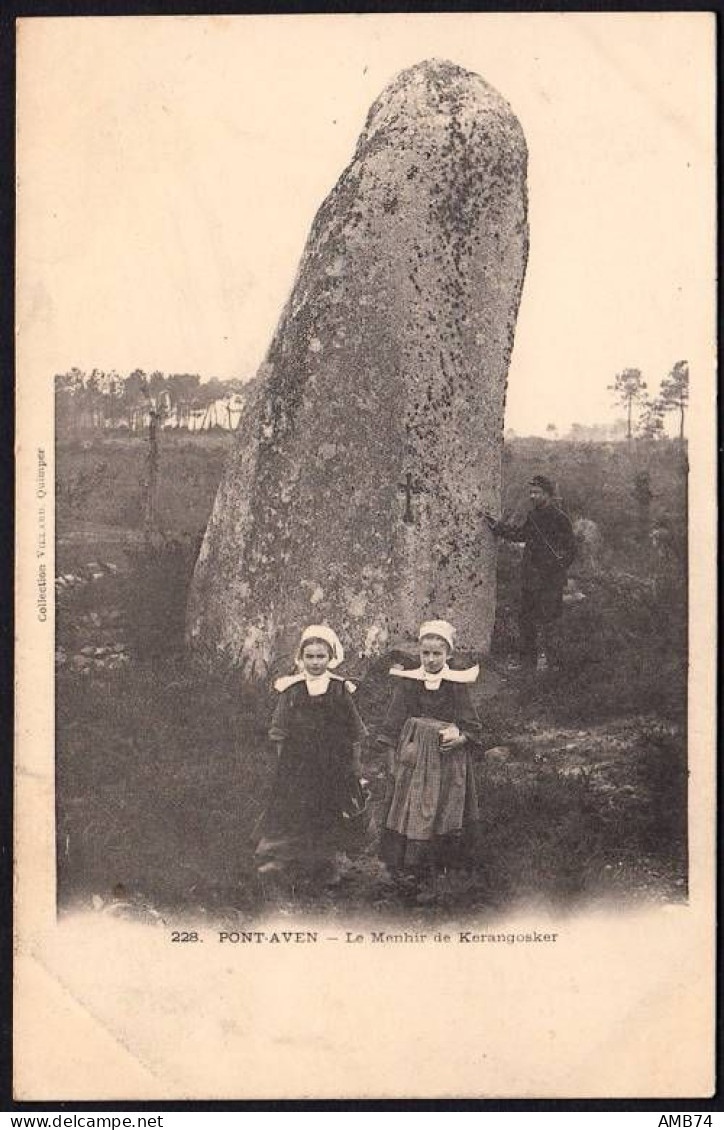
55,430,688,923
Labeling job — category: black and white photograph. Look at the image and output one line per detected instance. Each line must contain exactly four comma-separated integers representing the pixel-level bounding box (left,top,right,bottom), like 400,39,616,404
15,12,715,1100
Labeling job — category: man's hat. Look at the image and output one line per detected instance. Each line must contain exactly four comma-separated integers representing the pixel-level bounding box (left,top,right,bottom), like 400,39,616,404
529,474,555,496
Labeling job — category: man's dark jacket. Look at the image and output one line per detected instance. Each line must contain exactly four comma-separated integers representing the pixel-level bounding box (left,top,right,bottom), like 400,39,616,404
496,505,577,592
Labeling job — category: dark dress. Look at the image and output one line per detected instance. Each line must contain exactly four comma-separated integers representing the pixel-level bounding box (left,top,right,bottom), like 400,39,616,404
377,678,482,872
255,677,368,874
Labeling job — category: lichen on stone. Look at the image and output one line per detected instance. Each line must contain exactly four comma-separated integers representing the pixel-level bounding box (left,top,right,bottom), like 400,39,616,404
187,59,528,673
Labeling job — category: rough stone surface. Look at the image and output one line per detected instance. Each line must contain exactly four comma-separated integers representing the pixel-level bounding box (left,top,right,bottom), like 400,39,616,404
573,517,602,569
187,59,528,675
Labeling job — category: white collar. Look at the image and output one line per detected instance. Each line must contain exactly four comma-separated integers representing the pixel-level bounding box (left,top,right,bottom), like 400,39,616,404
274,672,357,694
304,672,331,696
389,663,480,690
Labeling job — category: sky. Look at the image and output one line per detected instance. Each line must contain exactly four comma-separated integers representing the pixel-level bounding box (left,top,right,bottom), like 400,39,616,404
18,13,715,435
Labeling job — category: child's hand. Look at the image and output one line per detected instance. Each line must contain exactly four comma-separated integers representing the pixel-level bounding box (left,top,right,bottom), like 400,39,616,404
441,734,467,752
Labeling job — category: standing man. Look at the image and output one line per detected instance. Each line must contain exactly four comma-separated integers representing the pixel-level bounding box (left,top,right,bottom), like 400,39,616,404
486,475,576,673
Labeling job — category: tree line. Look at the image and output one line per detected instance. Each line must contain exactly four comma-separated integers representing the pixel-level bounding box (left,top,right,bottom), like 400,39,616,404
56,360,690,442
608,360,689,441
55,368,250,433
530,361,690,443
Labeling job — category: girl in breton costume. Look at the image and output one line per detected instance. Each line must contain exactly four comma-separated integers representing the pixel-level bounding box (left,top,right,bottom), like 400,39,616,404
255,625,368,886
378,620,482,885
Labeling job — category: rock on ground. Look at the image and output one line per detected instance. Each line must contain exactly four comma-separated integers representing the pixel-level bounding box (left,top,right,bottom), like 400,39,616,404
188,58,529,674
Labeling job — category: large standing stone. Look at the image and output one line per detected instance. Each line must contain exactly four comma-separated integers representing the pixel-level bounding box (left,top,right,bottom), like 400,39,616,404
187,59,528,675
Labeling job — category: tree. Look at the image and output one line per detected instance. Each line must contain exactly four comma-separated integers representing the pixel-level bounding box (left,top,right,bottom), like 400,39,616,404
200,377,228,405
143,390,171,540
124,369,148,408
123,370,149,430
55,369,85,433
84,369,104,429
545,423,558,440
106,371,122,427
167,373,201,404
166,373,202,427
659,360,689,440
638,395,665,440
148,370,167,399
54,367,84,395
608,368,647,441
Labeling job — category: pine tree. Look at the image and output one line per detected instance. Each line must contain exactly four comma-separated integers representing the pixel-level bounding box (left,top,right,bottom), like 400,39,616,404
638,395,665,440
608,368,647,441
659,360,689,440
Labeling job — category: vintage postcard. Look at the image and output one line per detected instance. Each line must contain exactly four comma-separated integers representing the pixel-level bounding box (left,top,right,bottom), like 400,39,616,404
15,13,716,1100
